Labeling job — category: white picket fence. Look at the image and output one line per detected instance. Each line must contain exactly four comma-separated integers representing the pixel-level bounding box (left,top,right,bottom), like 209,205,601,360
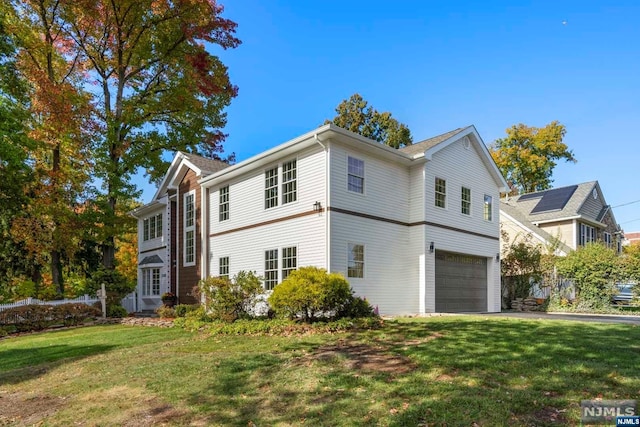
0,292,137,313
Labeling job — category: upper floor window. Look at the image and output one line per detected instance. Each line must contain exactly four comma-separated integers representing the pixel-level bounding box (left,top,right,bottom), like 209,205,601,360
184,190,195,266
282,160,297,204
484,195,493,221
348,243,364,278
219,256,229,279
461,187,471,215
265,167,278,209
435,178,446,208
348,156,365,194
143,213,163,241
219,186,229,222
579,223,595,246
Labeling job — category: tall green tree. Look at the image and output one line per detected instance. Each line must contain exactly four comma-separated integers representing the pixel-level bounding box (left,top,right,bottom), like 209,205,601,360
62,0,240,268
490,121,576,194
324,93,412,149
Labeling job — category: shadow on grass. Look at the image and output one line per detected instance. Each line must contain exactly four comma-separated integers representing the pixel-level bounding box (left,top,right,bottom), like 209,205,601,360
180,317,640,426
0,343,116,385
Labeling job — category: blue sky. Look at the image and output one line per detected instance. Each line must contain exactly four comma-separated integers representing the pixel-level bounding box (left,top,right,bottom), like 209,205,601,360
134,0,640,229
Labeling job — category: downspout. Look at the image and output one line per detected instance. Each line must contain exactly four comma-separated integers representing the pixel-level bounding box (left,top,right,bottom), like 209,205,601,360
201,186,208,281
314,133,330,271
176,186,180,304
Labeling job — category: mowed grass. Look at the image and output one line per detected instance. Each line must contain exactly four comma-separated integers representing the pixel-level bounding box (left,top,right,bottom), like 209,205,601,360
1,316,639,426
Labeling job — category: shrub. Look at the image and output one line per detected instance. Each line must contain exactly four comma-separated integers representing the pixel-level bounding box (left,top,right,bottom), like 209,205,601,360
337,295,376,318
198,271,263,322
268,267,353,322
0,304,54,332
86,267,136,307
156,306,177,318
174,304,199,317
52,303,102,326
106,304,127,318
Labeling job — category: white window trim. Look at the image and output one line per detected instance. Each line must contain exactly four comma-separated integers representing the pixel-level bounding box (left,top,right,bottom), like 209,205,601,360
347,155,365,195
347,242,365,279
264,248,279,290
183,190,196,267
141,267,161,297
219,256,230,278
435,177,446,209
281,245,298,281
265,166,279,210
461,186,471,216
219,185,229,222
483,194,493,222
281,159,298,205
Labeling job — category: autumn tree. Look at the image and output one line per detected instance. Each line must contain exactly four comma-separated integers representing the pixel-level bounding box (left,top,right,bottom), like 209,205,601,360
490,121,576,194
325,93,412,148
51,0,240,269
5,0,94,294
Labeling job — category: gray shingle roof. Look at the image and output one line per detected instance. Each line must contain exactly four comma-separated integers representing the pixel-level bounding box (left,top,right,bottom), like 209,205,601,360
398,127,468,157
139,255,163,265
503,181,598,223
182,152,229,176
500,201,573,254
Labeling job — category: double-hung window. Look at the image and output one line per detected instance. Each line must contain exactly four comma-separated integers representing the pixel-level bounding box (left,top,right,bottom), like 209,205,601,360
219,256,229,278
603,232,612,248
579,223,595,246
184,191,195,266
281,247,297,280
461,187,471,215
348,156,365,194
264,249,278,290
282,160,297,204
484,195,493,221
265,167,278,209
143,213,163,241
435,178,446,208
219,186,229,221
348,243,364,278
142,268,160,296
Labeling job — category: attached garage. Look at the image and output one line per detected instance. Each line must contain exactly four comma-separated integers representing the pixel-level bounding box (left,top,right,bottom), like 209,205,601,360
435,251,488,312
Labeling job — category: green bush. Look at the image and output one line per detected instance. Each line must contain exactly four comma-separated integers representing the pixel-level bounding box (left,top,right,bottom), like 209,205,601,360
174,304,200,317
106,304,127,318
52,303,102,326
155,306,177,318
198,271,263,322
86,267,136,307
337,295,376,318
268,267,353,322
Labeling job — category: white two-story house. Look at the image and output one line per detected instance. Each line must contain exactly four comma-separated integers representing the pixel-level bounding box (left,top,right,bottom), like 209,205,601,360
134,124,507,315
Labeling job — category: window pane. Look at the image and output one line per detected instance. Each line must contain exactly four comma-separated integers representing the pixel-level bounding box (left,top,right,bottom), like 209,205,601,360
219,256,229,278
461,187,471,215
348,243,364,278
156,214,162,238
265,168,278,209
264,249,278,290
282,246,297,280
483,194,492,221
143,218,149,241
185,193,195,227
348,157,364,194
186,230,194,263
282,160,297,204
435,178,446,208
219,186,229,221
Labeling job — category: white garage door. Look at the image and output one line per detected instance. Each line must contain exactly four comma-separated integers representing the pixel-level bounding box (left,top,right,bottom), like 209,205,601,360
435,251,487,312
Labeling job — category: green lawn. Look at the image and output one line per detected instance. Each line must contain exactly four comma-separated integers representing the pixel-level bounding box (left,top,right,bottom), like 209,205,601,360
1,316,639,426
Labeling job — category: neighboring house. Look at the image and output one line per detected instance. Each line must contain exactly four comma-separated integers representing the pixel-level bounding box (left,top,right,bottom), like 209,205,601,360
134,123,508,315
624,232,640,246
500,181,624,256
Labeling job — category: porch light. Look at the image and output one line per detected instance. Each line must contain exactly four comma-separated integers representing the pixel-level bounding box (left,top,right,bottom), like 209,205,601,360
429,242,434,253
313,201,322,212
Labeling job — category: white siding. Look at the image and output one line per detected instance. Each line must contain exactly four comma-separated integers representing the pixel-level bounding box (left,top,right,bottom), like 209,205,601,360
330,213,417,315
329,144,410,222
209,146,326,234
424,137,501,313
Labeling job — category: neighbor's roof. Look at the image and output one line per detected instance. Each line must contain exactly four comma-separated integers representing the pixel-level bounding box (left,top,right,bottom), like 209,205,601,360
502,181,600,223
500,201,573,255
399,127,467,157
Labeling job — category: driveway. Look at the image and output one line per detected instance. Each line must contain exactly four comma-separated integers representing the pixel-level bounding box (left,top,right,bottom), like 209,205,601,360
487,311,640,325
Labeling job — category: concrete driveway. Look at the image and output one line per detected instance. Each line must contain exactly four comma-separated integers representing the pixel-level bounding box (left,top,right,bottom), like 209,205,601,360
487,311,640,325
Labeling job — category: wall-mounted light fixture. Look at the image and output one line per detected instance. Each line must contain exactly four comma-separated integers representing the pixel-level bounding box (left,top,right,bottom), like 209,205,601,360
313,201,322,212
496,253,500,262
429,242,434,253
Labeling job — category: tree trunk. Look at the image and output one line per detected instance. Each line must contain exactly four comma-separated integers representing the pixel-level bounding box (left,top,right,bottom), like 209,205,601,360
51,249,64,296
101,194,117,269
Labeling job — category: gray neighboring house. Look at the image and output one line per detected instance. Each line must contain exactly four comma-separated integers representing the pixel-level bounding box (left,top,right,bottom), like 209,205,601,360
500,181,624,255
